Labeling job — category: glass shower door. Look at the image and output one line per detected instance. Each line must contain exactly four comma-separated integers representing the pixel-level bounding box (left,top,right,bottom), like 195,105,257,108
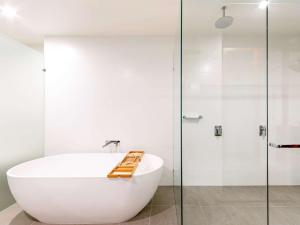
182,1,268,224
268,1,300,224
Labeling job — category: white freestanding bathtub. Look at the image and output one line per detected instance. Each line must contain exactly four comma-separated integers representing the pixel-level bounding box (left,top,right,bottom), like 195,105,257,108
7,153,163,224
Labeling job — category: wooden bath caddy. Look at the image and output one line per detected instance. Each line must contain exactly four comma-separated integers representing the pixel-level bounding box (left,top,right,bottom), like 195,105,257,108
107,151,144,178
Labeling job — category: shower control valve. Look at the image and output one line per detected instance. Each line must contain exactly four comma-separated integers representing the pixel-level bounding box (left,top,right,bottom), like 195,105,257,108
214,125,222,137
259,125,267,137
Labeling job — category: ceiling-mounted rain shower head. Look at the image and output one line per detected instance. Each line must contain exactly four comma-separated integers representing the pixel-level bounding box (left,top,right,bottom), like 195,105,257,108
215,6,234,29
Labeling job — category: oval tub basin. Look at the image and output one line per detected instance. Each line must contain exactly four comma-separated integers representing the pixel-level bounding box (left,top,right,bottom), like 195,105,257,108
7,153,163,224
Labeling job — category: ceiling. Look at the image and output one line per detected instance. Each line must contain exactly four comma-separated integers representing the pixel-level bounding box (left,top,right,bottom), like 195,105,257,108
0,0,299,46
0,0,179,45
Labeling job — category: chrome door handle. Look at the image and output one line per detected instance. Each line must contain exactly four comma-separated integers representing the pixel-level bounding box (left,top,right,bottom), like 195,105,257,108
182,115,203,120
269,143,300,148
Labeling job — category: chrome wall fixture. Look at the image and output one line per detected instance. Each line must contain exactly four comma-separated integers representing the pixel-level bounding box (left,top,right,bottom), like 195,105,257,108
269,143,300,148
214,125,222,136
259,125,267,137
182,115,203,120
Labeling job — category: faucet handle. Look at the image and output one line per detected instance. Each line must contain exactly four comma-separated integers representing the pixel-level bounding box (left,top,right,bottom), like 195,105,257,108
111,140,120,145
102,140,120,148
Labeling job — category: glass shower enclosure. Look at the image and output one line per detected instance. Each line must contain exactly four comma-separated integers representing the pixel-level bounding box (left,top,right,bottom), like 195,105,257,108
178,0,300,224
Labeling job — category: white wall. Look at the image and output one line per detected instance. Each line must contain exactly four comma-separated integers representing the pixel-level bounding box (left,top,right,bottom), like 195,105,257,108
222,34,267,186
0,34,44,210
182,34,267,186
44,37,174,185
182,35,224,186
173,34,181,186
182,32,300,186
44,34,300,187
268,35,300,185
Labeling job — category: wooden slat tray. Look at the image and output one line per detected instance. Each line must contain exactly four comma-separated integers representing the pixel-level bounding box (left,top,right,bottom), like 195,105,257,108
107,151,144,178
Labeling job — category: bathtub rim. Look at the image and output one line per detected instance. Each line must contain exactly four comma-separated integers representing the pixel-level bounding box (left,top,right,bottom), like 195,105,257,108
6,153,164,179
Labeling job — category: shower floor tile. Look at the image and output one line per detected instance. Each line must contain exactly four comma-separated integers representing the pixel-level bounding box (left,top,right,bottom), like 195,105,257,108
150,205,177,225
183,186,268,206
182,186,300,225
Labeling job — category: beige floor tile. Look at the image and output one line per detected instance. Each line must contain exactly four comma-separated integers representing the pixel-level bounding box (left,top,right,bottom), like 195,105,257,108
121,204,150,225
183,205,206,225
0,204,34,225
150,205,177,225
269,206,300,225
152,186,175,205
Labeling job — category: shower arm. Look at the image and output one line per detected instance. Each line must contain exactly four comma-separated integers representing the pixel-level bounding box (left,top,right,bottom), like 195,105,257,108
222,6,226,17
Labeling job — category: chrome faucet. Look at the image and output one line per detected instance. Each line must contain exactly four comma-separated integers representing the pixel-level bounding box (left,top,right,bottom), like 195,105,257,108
102,140,120,148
